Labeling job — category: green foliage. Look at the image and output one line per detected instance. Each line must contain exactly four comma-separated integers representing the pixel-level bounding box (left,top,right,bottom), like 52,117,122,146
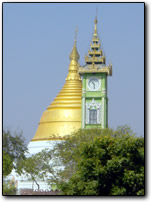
3,130,28,174
51,126,144,196
3,151,13,176
3,181,17,195
17,149,53,190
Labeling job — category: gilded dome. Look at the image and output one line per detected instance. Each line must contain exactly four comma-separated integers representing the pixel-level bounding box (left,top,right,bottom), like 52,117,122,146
32,41,82,141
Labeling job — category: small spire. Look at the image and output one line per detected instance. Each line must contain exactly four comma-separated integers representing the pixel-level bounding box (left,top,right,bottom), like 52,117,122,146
69,28,80,61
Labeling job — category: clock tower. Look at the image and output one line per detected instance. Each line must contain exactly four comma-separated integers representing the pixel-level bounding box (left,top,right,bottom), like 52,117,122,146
79,17,112,129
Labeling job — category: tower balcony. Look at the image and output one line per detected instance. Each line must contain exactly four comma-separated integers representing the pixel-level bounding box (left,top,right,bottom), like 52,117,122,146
92,37,99,42
85,56,105,64
90,43,100,49
88,50,103,56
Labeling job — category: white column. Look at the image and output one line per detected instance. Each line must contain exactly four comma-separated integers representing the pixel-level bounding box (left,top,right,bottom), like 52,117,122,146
96,104,101,124
100,104,101,124
102,98,105,128
86,105,90,124
82,96,85,128
97,106,100,124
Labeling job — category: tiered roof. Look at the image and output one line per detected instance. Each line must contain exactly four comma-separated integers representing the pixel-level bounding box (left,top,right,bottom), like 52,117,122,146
79,17,112,76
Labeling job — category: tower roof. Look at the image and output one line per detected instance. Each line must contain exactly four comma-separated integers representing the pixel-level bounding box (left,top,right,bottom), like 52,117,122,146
79,17,112,76
86,16,105,65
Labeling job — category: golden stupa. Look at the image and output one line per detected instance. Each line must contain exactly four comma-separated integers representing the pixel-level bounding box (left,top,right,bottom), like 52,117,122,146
32,38,82,141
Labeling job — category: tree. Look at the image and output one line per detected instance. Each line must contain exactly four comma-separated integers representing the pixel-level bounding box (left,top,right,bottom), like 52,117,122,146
17,149,53,191
3,130,28,195
3,130,28,174
51,126,144,196
3,151,13,176
3,180,17,195
50,128,107,185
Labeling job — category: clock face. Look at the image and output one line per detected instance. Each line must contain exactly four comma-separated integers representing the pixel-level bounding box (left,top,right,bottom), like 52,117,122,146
88,78,100,91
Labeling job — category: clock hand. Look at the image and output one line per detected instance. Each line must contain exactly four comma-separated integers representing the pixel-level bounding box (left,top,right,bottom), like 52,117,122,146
92,82,95,89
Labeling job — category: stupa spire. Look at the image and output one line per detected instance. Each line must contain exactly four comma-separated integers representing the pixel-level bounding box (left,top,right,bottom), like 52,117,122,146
66,29,81,81
69,27,79,61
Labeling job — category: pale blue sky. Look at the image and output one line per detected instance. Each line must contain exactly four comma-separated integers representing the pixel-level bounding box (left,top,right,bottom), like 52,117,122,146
3,2,144,143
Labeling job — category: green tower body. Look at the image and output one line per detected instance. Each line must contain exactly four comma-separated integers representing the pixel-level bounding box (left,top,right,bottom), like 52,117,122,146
79,17,112,129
